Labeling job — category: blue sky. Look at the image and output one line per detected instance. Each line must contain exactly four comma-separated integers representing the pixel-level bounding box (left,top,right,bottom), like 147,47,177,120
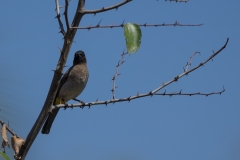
0,0,240,160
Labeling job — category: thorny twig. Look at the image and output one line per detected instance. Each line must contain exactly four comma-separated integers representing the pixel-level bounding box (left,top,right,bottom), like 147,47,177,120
55,0,65,35
51,38,229,110
111,51,128,99
164,0,189,2
73,21,203,30
184,52,200,72
154,88,225,97
64,0,70,30
82,0,132,15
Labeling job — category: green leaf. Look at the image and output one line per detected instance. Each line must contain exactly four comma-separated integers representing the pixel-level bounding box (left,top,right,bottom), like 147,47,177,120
0,152,11,160
124,23,142,53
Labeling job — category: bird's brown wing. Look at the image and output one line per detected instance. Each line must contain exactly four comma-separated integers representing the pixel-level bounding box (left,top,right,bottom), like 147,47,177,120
54,66,73,104
42,66,74,134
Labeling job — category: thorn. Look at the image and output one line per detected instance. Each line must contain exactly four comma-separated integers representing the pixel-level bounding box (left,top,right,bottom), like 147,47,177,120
88,103,91,109
57,47,62,52
174,76,179,81
96,19,103,27
121,19,125,27
179,89,182,94
149,91,153,97
163,90,166,95
174,21,178,26
137,92,139,96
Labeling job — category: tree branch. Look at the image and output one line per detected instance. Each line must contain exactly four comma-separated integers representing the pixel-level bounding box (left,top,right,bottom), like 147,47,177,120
51,38,229,110
72,21,203,30
184,52,200,72
82,0,132,15
16,0,86,159
55,0,65,35
64,0,70,31
111,51,127,99
154,88,225,97
164,0,189,2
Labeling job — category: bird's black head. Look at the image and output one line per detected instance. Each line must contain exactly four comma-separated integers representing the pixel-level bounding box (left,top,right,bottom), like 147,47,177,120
73,50,86,65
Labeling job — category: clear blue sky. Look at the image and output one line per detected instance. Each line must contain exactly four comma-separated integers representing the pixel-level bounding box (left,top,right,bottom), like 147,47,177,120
0,0,240,160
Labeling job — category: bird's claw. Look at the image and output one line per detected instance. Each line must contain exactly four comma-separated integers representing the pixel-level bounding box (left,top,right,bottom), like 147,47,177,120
73,98,85,109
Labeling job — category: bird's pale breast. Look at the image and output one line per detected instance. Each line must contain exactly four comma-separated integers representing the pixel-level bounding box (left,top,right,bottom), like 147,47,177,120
58,63,88,102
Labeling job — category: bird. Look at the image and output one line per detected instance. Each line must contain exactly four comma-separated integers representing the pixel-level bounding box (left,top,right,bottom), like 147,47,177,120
42,50,89,134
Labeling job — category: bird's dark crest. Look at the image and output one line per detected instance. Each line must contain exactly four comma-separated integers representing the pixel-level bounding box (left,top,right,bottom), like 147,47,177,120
73,50,86,65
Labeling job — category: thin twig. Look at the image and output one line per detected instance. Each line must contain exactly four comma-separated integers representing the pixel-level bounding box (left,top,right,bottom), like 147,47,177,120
111,51,128,99
152,38,229,94
164,0,189,2
52,38,229,110
154,88,225,97
53,88,225,109
64,0,70,31
55,0,66,35
82,0,132,15
72,22,203,30
184,52,200,72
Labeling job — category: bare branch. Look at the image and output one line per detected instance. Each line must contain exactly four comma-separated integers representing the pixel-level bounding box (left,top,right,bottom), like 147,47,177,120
111,51,128,99
53,88,225,110
64,0,70,31
165,0,189,3
152,38,229,93
52,38,229,110
55,0,66,35
72,21,203,30
82,0,132,15
154,88,225,97
184,52,200,72
17,0,86,159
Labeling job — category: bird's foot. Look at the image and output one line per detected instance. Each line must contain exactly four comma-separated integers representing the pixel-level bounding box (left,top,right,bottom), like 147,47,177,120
73,98,85,109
